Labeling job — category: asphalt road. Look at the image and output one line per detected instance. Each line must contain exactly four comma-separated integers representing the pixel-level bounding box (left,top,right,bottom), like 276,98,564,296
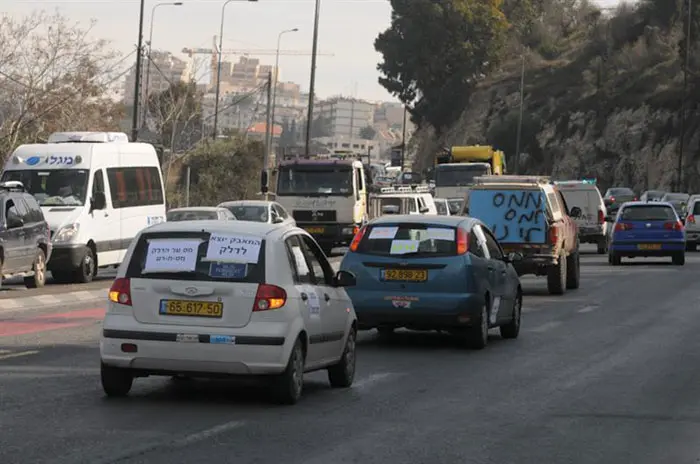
2,244,700,463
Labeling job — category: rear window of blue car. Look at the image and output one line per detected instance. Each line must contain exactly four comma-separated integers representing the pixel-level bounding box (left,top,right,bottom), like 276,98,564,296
358,224,457,257
620,205,676,221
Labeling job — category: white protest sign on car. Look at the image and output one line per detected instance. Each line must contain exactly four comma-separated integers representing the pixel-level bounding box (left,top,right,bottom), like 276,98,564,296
426,228,455,241
144,239,200,272
205,233,262,264
369,226,398,240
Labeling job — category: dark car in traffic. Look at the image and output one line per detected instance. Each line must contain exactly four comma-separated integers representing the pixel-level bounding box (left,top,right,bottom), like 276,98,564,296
660,193,690,220
603,187,637,213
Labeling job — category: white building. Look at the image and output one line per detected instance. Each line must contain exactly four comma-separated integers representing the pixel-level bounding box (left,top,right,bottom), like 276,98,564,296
123,51,189,104
313,136,380,160
313,98,375,139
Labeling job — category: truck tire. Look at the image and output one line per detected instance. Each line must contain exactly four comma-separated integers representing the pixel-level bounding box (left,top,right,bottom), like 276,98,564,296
565,250,580,289
547,250,566,295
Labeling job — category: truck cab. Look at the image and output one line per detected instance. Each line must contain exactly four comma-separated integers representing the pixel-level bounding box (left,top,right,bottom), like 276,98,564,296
434,145,506,200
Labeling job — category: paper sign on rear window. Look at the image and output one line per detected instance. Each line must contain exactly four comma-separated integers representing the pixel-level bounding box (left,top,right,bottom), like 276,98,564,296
369,226,398,239
144,239,200,272
390,240,419,254
426,228,455,241
206,233,261,263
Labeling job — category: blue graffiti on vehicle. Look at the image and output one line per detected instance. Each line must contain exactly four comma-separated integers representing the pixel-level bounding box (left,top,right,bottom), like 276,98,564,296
468,189,547,243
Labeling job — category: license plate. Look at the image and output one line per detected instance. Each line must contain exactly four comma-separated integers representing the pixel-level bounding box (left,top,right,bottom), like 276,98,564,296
305,227,325,234
382,269,428,282
638,244,661,250
160,299,223,318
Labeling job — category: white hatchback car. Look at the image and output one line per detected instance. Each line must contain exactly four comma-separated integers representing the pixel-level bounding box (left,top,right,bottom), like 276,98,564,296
218,200,295,226
100,220,358,404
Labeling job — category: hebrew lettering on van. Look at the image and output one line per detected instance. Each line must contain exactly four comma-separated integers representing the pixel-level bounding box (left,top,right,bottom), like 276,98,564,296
468,189,546,243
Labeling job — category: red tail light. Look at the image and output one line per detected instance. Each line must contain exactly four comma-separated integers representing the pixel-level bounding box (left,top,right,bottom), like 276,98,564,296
598,209,605,224
609,196,615,202
633,197,638,201
456,227,468,255
349,225,367,252
687,214,695,224
614,223,633,231
108,278,132,306
548,225,559,244
253,284,286,311
664,221,684,231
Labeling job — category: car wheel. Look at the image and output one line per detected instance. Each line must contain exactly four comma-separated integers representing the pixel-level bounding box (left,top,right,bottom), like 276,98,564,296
686,242,696,252
24,249,47,288
327,327,356,388
499,291,521,340
546,250,567,295
609,252,621,266
597,239,607,254
74,246,96,283
565,250,580,290
466,297,489,350
672,252,685,266
272,338,305,405
101,363,133,397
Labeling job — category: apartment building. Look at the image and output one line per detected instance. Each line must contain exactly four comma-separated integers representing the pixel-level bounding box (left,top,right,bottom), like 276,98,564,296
313,98,375,139
123,51,189,104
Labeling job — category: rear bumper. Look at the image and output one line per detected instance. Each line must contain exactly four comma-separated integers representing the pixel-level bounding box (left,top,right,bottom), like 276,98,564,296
610,242,685,256
297,222,359,246
100,313,296,376
348,290,484,330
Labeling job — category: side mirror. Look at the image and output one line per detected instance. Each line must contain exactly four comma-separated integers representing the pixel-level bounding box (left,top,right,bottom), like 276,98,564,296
504,251,523,263
7,214,23,228
333,270,357,287
91,191,106,211
419,207,429,214
273,216,284,224
569,206,582,218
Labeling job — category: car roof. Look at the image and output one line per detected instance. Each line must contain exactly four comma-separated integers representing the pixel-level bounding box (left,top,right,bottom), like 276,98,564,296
219,200,273,207
143,220,288,237
368,214,476,228
621,201,675,208
168,207,225,212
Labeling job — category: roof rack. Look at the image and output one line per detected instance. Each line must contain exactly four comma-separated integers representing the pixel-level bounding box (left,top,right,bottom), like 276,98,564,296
379,184,432,194
474,175,551,185
554,179,597,185
0,181,26,192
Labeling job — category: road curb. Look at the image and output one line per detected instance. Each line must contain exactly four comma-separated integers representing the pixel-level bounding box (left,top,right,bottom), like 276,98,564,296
0,289,106,313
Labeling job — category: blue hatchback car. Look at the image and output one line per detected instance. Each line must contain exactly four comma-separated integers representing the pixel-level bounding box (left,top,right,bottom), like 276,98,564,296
339,215,523,349
607,201,686,265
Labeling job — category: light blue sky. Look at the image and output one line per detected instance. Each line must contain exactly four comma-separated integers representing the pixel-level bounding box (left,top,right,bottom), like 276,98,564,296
7,0,623,102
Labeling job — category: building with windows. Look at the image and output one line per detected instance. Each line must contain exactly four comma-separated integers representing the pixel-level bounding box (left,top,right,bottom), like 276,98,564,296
313,98,375,139
123,51,189,104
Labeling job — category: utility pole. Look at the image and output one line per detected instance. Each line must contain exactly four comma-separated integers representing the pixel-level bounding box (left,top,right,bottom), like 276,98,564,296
678,0,692,191
400,104,407,169
514,54,525,174
304,0,321,157
131,0,146,142
262,71,273,200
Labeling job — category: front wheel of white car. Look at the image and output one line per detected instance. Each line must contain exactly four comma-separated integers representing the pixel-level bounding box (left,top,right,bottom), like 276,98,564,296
328,327,357,388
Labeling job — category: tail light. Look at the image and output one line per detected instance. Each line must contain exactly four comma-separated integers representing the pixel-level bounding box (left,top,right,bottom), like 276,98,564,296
253,284,286,311
664,221,684,231
633,197,638,201
687,214,695,224
108,278,132,306
609,196,615,203
598,209,605,224
456,227,469,255
614,223,633,231
548,225,559,244
349,225,367,252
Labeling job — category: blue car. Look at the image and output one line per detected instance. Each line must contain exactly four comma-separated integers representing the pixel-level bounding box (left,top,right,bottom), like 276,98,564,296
607,201,686,266
340,215,523,349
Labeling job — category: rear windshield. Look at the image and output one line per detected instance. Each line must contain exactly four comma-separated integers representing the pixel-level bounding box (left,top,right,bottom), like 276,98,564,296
224,205,268,222
167,210,218,221
620,205,676,221
357,223,457,257
126,231,265,283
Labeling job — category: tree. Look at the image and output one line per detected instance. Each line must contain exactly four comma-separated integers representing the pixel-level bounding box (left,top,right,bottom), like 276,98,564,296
147,80,202,153
0,10,125,158
359,125,377,140
375,0,509,133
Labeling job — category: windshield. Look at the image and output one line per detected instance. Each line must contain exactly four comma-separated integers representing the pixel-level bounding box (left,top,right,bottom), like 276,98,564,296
357,224,457,257
224,205,269,223
620,205,676,221
606,187,634,197
277,166,353,196
167,210,219,221
1,169,89,206
435,164,490,187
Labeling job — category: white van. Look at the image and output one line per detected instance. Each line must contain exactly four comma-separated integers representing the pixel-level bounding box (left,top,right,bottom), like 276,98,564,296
554,179,608,254
1,132,166,283
368,185,438,218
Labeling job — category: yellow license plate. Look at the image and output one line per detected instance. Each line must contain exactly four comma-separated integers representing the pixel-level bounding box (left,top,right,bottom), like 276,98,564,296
305,227,325,234
383,269,428,282
160,299,224,318
638,244,662,250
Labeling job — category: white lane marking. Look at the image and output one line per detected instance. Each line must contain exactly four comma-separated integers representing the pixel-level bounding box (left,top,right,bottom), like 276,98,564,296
578,305,599,313
74,290,98,301
0,350,39,360
353,372,396,390
176,421,245,446
34,295,60,304
0,299,23,311
0,349,11,354
528,321,562,333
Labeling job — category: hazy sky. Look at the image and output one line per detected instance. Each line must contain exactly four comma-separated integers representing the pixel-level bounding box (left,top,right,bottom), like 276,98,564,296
6,0,624,102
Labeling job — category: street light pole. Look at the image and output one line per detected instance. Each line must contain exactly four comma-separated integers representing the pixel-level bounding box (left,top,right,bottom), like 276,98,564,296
304,0,321,156
212,0,258,140
142,2,183,126
678,0,692,191
514,54,525,174
270,28,298,158
130,0,147,142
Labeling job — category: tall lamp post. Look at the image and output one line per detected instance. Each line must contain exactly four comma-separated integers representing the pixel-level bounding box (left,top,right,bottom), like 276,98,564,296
270,28,298,153
131,0,147,141
678,0,692,191
212,0,258,140
142,2,183,126
304,0,321,156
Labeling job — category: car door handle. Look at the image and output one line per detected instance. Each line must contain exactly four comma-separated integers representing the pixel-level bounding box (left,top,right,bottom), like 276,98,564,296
300,293,308,301
324,293,330,302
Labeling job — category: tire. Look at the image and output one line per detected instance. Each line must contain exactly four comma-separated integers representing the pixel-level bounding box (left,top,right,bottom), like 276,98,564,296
608,252,621,266
74,246,96,283
686,242,696,252
546,250,567,295
24,249,47,289
672,252,685,266
597,239,607,254
499,291,521,340
327,327,357,388
272,338,305,405
101,363,133,397
466,297,489,350
565,250,580,290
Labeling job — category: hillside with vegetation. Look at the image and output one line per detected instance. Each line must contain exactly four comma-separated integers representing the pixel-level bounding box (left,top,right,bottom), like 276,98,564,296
375,0,700,192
